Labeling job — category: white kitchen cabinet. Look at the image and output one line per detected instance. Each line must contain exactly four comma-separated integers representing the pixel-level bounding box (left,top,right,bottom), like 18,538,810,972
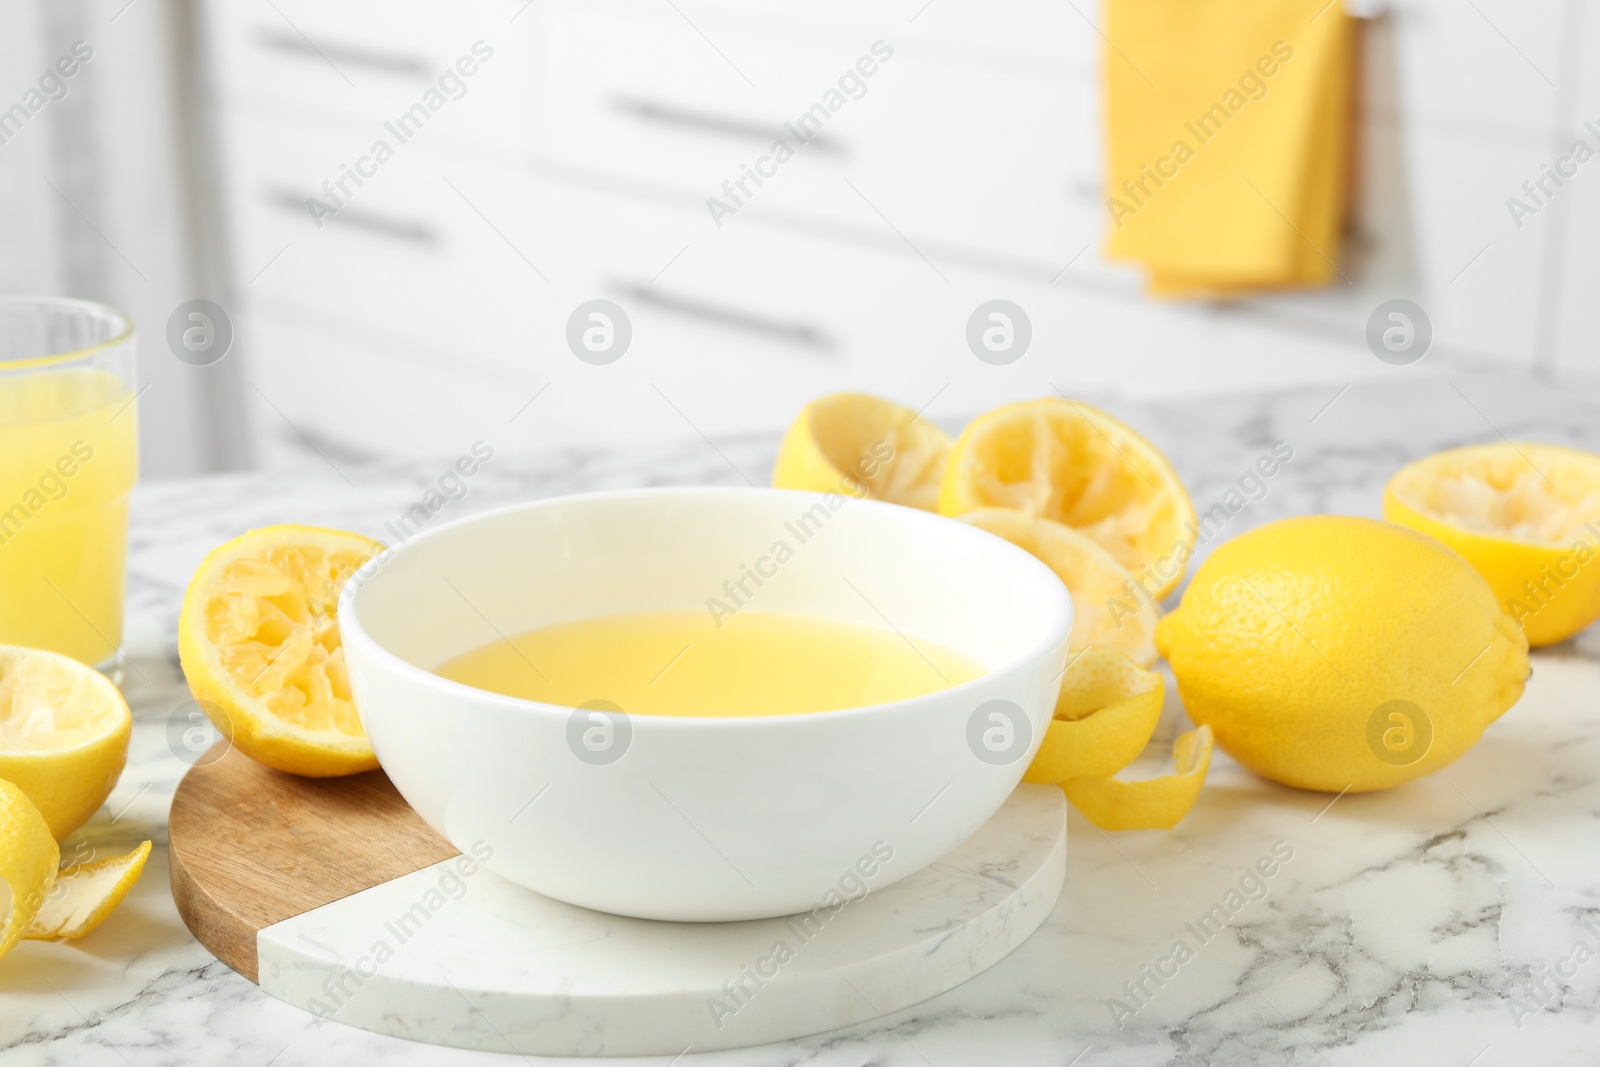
199,0,1579,472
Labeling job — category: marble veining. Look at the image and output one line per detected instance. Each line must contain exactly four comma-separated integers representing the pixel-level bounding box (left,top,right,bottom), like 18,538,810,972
4,368,1600,1065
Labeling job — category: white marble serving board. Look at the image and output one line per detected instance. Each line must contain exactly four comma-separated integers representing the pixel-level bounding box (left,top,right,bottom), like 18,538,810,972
255,785,1067,1057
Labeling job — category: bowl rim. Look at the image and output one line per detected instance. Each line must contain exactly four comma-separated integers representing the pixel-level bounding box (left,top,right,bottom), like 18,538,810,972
338,485,1074,728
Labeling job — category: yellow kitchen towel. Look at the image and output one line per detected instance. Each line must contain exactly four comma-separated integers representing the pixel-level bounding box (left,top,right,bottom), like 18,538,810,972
1102,0,1354,296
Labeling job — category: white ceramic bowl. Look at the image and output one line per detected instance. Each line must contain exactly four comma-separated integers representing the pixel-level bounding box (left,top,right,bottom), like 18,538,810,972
340,487,1072,921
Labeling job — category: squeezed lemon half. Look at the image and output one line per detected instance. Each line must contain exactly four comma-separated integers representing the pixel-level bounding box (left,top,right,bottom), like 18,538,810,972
179,524,384,777
0,644,131,840
773,392,953,510
1385,441,1600,647
939,398,1197,598
959,509,1159,666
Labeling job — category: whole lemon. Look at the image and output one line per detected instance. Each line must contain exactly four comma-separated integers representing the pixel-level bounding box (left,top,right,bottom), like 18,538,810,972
1155,516,1529,792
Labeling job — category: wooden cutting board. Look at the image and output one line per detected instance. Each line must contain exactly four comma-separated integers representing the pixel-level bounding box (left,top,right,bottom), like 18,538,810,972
168,743,459,982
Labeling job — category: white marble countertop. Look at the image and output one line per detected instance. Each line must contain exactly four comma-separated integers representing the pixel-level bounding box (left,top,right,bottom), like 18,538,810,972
6,368,1600,1067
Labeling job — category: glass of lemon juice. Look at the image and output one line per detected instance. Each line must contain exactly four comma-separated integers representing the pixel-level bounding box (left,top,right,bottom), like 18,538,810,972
0,298,139,669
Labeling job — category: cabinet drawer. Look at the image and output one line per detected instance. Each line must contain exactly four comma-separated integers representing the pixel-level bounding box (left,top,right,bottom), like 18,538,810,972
559,0,1092,70
1383,0,1565,138
240,313,520,471
533,2,1098,267
203,0,532,157
219,113,586,380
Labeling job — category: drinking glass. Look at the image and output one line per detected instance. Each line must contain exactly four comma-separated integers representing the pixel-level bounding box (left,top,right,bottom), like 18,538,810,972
0,297,138,670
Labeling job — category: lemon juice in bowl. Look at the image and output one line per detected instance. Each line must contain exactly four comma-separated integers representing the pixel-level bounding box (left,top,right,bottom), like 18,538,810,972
435,610,985,715
0,298,138,668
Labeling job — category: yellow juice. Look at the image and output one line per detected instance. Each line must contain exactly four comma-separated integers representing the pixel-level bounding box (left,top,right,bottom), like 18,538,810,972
434,610,986,716
0,369,138,665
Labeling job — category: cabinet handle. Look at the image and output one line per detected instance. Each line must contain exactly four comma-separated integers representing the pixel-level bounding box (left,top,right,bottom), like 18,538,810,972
252,29,431,78
613,281,835,352
263,189,437,245
610,97,844,156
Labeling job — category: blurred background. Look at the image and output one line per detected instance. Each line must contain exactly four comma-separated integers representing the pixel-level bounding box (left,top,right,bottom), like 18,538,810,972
0,0,1591,481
